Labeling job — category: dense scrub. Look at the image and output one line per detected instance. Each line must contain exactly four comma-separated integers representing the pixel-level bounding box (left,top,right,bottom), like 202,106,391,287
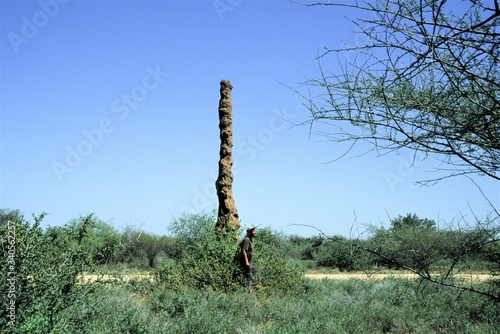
7,278,499,333
1,209,499,333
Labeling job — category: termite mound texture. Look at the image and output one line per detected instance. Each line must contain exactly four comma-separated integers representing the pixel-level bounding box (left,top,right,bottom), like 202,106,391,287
215,80,240,232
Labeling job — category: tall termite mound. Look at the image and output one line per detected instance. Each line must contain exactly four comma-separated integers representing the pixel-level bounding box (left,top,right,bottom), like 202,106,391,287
215,80,240,233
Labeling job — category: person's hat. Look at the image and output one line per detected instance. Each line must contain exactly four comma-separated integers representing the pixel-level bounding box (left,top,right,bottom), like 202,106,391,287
246,226,256,232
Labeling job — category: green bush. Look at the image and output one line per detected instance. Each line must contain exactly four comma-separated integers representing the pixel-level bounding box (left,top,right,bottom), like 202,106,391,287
159,212,306,295
178,227,243,292
0,210,97,333
481,240,500,271
46,217,121,266
314,236,372,271
368,214,498,274
162,212,241,292
117,225,179,270
253,252,308,297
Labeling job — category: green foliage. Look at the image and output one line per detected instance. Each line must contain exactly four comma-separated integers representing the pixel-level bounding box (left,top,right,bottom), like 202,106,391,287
253,253,307,297
120,226,176,269
369,214,497,275
0,210,97,333
390,213,436,232
162,211,242,292
81,220,121,265
45,278,500,333
247,228,309,295
315,236,372,271
179,227,242,292
167,211,215,241
480,240,500,271
160,212,307,295
296,0,500,183
53,285,170,334
370,222,444,272
118,226,150,269
2,208,499,332
299,235,325,260
46,217,121,266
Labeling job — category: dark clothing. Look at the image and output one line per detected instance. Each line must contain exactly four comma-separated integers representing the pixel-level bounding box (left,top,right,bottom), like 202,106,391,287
243,263,256,288
239,235,255,292
240,236,253,262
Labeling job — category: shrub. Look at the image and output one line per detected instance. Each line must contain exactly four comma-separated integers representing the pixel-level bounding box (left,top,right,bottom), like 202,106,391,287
314,236,371,271
46,217,121,266
177,227,243,292
164,212,242,292
300,235,326,260
160,212,307,295
0,210,97,333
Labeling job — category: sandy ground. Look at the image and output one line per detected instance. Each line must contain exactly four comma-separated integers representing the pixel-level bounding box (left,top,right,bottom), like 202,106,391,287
79,274,153,283
80,272,492,283
305,272,492,282
305,273,417,280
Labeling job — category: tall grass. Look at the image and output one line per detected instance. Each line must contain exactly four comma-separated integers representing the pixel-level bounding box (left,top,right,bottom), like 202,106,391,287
50,277,498,334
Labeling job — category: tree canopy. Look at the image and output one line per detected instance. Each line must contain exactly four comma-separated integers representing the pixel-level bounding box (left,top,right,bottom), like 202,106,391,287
295,0,500,185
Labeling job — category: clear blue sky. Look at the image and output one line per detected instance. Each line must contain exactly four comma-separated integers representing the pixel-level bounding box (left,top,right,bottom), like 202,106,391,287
1,0,498,237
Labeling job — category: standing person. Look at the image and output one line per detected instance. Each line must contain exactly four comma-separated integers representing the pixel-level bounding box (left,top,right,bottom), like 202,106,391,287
240,226,257,293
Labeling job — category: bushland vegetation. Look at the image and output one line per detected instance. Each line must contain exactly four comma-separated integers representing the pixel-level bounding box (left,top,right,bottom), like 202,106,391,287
1,208,499,333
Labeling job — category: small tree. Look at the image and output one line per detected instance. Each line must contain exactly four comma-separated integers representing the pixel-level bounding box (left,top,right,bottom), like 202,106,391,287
390,213,436,232
0,210,97,332
47,217,121,266
167,211,242,292
365,214,500,301
293,0,500,184
315,235,371,271
119,227,173,269
292,0,500,302
138,233,171,268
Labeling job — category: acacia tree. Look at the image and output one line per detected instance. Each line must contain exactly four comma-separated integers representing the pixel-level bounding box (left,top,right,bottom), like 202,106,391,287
292,0,500,301
294,0,499,184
